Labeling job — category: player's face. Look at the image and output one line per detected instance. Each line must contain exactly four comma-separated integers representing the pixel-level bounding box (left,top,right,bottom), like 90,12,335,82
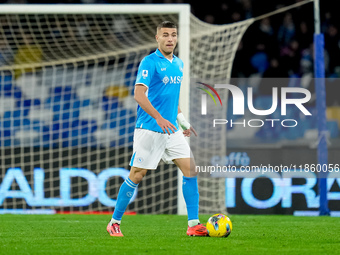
156,27,177,56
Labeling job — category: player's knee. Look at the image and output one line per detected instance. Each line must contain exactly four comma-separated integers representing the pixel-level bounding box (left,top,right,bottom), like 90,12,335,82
190,169,198,177
129,167,147,184
133,173,145,183
175,158,197,177
182,168,197,178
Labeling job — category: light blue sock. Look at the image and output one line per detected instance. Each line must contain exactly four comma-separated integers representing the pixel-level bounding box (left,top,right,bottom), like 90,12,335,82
112,178,138,221
182,176,199,221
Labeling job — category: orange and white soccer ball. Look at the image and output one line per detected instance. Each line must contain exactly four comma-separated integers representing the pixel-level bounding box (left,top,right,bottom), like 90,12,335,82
206,213,232,237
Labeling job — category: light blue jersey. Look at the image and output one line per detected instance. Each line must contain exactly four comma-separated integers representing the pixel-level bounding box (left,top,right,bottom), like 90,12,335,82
135,49,183,133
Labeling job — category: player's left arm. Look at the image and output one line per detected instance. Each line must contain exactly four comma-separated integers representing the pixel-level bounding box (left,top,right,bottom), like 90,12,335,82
177,106,197,137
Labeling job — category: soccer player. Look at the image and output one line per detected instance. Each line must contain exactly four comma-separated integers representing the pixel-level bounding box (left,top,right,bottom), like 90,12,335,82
107,21,208,237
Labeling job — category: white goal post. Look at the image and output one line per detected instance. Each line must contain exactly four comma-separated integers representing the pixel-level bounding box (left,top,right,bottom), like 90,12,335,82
0,4,252,215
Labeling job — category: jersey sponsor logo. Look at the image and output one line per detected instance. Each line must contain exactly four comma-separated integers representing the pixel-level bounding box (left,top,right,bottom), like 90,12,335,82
142,70,148,78
169,76,183,84
161,68,166,71
163,75,170,85
163,75,183,85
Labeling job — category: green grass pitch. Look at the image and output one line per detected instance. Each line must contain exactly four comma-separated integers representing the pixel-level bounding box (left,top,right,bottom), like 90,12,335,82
0,214,339,255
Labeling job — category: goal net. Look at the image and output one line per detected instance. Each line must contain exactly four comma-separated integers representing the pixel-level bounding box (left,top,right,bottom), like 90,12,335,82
0,5,252,214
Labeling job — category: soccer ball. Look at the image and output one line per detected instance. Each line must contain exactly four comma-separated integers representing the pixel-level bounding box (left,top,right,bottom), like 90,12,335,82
206,213,232,237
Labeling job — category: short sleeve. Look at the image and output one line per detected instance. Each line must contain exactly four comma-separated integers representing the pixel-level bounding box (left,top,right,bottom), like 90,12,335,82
135,57,155,88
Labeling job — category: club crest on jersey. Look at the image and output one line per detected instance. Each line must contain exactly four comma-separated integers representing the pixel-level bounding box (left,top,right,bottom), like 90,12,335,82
142,70,148,78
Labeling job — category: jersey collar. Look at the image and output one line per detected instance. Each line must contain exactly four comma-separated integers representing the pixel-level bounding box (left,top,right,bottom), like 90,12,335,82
155,49,177,60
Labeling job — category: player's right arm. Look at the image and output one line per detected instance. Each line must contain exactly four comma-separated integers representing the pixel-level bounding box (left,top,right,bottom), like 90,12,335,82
134,84,176,135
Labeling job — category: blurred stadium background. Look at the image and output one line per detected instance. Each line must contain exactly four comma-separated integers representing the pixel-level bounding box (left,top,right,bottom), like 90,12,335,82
1,0,339,146
0,0,339,216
